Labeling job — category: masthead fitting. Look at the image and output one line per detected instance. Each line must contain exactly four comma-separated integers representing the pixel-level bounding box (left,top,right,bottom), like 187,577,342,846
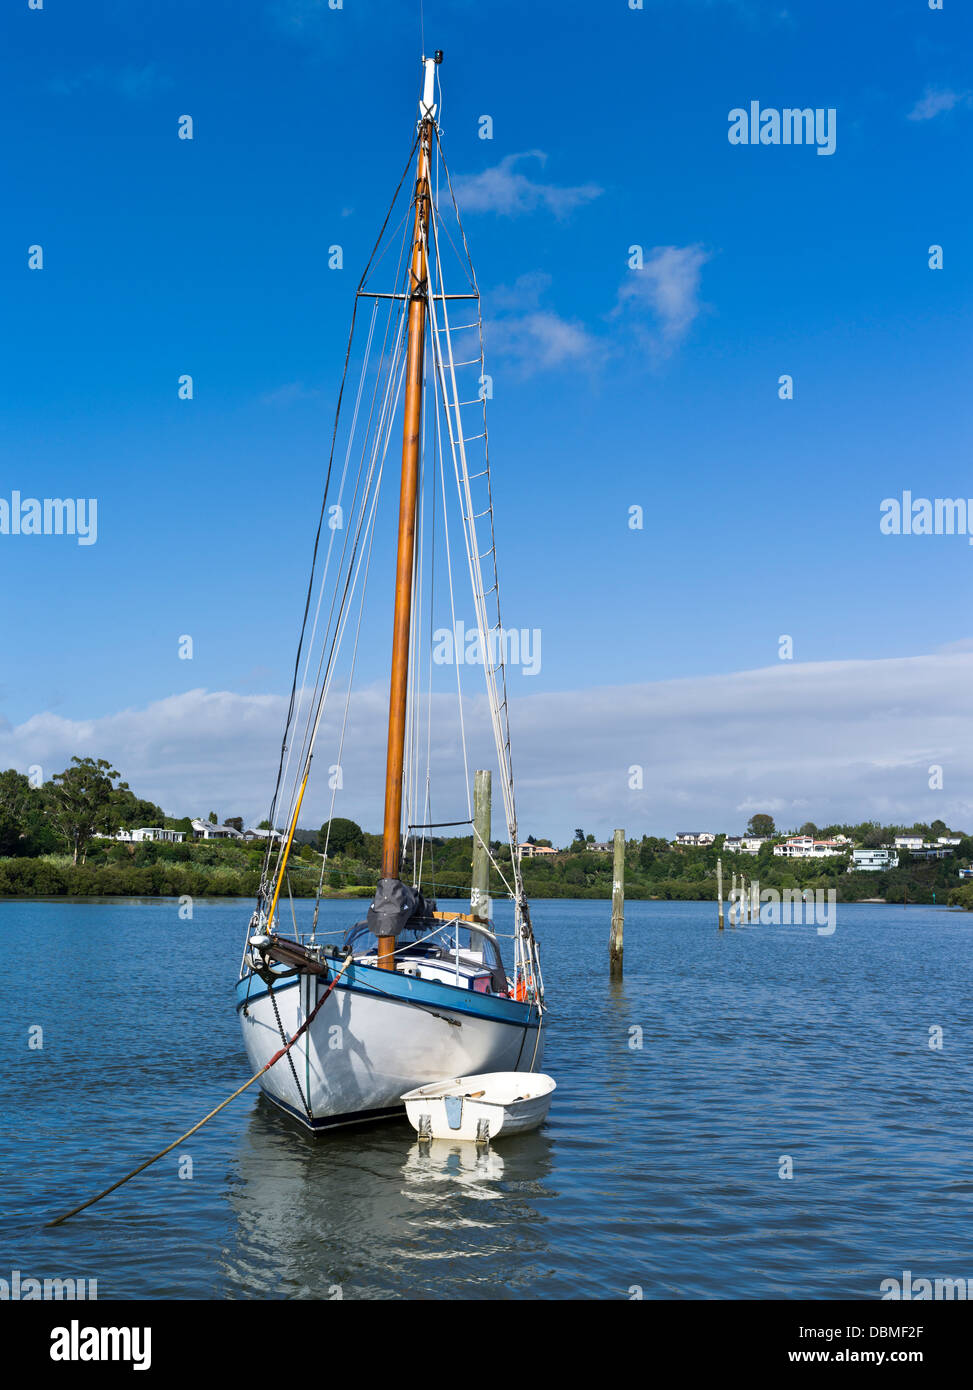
419,53,439,122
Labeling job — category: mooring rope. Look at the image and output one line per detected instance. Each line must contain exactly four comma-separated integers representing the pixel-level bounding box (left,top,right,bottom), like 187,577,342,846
45,954,354,1228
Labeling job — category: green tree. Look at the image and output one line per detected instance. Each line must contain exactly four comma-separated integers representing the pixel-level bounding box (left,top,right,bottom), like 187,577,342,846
0,769,36,856
111,790,166,833
48,757,124,864
747,813,776,838
208,812,218,825
319,817,364,855
359,831,383,867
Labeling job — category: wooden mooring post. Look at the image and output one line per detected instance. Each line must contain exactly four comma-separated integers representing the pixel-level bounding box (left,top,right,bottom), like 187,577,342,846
610,828,624,977
717,856,724,930
471,769,491,925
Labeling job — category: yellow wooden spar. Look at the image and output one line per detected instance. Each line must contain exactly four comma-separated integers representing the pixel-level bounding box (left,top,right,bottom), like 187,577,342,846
265,766,311,929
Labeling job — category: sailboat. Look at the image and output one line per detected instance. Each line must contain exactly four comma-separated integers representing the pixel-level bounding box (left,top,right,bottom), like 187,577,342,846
235,52,546,1132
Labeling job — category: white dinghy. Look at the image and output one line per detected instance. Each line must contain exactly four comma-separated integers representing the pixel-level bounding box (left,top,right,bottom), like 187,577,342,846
401,1072,556,1143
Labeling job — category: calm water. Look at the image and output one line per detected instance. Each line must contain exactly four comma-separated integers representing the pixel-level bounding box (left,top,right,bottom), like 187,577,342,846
1,896,971,1300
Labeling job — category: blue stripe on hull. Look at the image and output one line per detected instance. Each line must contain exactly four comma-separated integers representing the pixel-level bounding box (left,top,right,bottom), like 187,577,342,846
236,958,538,1029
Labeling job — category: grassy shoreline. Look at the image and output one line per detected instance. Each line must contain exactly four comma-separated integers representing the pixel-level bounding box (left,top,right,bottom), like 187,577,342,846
3,835,973,909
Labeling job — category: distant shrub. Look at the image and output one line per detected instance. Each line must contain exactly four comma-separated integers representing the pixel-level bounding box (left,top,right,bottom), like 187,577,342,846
0,858,69,895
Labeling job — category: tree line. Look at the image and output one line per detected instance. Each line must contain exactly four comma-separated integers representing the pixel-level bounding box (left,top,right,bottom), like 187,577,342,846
4,769,973,908
0,759,167,863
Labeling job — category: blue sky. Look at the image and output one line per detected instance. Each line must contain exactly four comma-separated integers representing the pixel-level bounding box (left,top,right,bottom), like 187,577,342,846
2,0,972,838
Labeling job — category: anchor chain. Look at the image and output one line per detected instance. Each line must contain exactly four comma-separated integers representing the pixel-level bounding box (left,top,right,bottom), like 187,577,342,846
267,978,313,1123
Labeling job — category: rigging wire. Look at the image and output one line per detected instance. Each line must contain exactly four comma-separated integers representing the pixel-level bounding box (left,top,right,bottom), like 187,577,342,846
257,132,421,904
245,115,544,1001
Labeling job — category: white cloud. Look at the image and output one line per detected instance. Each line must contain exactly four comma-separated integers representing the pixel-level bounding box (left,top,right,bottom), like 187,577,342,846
486,310,599,374
483,248,711,376
484,274,602,375
4,652,973,842
614,244,711,352
488,272,551,314
908,87,972,122
452,153,602,219
259,381,320,406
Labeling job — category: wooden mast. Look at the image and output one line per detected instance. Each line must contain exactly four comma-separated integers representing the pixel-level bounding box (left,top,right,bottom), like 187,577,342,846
377,60,437,969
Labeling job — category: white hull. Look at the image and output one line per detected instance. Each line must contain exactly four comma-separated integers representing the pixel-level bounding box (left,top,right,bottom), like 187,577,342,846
237,965,543,1131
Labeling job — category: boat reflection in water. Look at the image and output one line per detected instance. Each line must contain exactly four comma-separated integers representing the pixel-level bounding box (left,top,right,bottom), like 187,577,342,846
218,1096,556,1299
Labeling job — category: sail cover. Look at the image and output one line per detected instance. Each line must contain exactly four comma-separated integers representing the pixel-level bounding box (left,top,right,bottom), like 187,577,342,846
366,878,421,940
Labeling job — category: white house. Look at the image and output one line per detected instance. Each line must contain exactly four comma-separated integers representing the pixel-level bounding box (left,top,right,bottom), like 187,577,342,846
114,827,184,843
937,836,962,846
894,835,924,850
813,838,851,856
519,842,558,858
673,832,715,847
849,848,899,872
773,836,815,858
774,836,848,859
190,819,244,841
723,836,767,855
